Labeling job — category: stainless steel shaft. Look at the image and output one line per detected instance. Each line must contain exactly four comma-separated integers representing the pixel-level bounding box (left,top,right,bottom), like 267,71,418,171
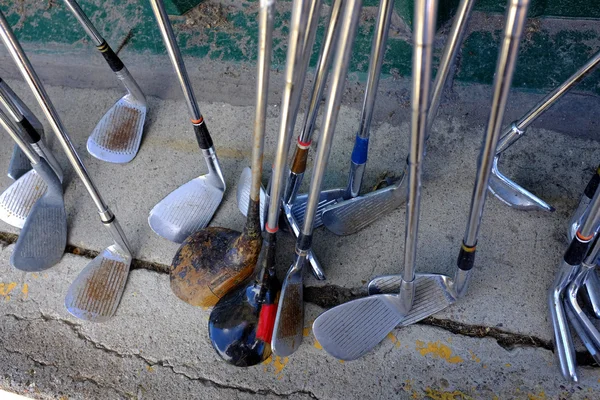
62,0,104,46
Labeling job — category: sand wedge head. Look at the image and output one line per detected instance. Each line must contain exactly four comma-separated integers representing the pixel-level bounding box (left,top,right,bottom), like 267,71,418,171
0,168,47,229
149,173,225,243
7,144,31,180
312,294,409,361
10,159,66,271
488,156,554,212
291,187,347,229
87,92,147,164
272,253,306,356
65,243,132,322
236,167,268,229
368,273,457,326
322,174,406,236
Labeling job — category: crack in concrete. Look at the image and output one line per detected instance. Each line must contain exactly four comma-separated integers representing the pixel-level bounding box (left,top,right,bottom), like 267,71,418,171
4,313,319,399
1,230,597,369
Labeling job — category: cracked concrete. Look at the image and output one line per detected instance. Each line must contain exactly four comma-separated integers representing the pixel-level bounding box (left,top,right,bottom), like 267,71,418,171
0,54,599,398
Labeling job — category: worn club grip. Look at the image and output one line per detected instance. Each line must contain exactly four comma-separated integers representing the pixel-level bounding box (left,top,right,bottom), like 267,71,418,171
97,41,124,72
18,117,41,143
564,235,592,266
193,121,214,150
457,243,477,271
583,164,600,199
290,146,309,174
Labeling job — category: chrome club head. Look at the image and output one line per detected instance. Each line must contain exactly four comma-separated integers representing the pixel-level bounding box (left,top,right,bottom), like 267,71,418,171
7,144,31,180
10,159,66,271
0,169,47,229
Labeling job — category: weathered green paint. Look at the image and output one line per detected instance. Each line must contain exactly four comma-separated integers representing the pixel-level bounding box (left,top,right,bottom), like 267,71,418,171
164,0,203,16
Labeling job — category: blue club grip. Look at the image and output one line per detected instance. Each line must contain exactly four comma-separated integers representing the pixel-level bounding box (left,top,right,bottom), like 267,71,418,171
351,134,369,164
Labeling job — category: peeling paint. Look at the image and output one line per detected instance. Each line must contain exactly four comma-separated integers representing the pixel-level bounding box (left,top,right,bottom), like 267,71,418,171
415,340,464,364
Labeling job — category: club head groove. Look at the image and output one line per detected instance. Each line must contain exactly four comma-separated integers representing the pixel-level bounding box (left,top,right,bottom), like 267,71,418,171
65,246,131,322
291,187,347,229
273,259,305,356
149,176,224,243
87,96,146,164
0,169,47,229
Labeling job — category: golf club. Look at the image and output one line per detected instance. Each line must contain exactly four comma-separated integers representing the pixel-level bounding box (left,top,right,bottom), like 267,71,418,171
271,0,363,357
314,0,529,360
550,187,600,381
0,79,64,229
312,0,440,360
155,0,264,309
0,10,133,322
568,164,600,241
148,0,226,244
63,0,147,163
488,49,600,211
236,0,331,280
208,0,304,367
0,110,66,271
1,77,47,181
321,0,477,235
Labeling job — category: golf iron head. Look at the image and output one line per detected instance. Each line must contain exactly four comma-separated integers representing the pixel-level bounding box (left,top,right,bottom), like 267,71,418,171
149,172,225,243
8,144,31,180
87,88,147,164
313,274,455,360
65,243,132,322
322,173,407,236
10,160,66,271
0,169,47,229
488,155,554,212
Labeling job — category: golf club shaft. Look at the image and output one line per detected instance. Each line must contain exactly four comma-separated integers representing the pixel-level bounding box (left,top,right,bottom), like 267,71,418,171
150,0,224,188
266,0,310,231
284,0,343,205
251,0,275,205
455,0,529,298
496,48,600,154
398,0,437,307
346,0,394,199
0,111,40,164
0,10,131,255
300,0,363,241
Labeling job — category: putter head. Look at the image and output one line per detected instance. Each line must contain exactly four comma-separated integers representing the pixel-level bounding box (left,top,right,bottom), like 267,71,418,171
236,167,268,229
272,255,306,356
367,273,457,327
87,94,146,163
322,174,406,236
291,187,347,229
149,175,224,243
10,160,66,272
312,294,408,361
65,244,132,322
0,169,47,229
7,144,31,180
488,156,554,212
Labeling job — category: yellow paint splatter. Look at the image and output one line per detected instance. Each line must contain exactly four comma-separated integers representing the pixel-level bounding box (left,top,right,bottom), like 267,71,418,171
21,283,29,299
415,340,464,364
386,332,401,347
505,363,512,368
338,360,345,364
468,350,481,363
446,337,453,343
482,364,488,369
146,365,154,372
303,327,310,337
272,356,289,376
0,282,18,299
31,273,39,279
424,387,472,400
313,340,323,350
527,391,546,400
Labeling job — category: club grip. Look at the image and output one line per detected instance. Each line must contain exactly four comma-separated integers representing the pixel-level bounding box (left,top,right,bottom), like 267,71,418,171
457,242,477,271
97,41,124,72
193,120,214,150
351,134,369,164
583,164,600,199
564,235,592,266
18,117,41,143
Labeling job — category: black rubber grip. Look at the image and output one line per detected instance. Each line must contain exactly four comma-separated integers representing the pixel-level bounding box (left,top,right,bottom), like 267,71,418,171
18,118,41,143
564,236,591,266
97,41,124,72
296,233,313,252
584,168,600,199
457,243,477,271
193,122,214,150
